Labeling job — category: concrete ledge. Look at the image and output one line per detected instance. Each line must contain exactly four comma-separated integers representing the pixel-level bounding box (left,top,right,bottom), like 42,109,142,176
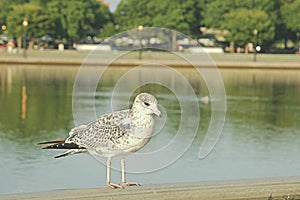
2,177,300,200
1,57,300,70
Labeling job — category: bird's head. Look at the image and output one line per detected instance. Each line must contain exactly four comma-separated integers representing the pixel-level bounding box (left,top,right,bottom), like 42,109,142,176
133,93,161,117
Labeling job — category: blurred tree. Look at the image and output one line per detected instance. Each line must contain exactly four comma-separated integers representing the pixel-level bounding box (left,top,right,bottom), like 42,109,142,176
47,0,112,41
0,1,10,28
6,3,52,48
223,9,274,49
0,0,30,31
281,0,300,32
114,0,205,37
280,0,300,48
29,0,52,6
2,0,300,50
115,0,150,29
150,0,204,36
203,0,232,30
204,0,280,28
100,22,117,39
4,0,111,44
204,0,279,51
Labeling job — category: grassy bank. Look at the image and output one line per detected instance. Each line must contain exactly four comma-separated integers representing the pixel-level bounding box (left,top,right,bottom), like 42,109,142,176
1,49,300,61
1,50,300,69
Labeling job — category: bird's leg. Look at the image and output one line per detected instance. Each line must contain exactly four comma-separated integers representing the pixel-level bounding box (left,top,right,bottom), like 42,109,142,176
106,157,123,189
121,156,140,187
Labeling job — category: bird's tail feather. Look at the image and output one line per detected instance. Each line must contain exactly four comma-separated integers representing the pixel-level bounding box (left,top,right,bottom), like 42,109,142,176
54,149,87,159
37,139,65,147
37,139,85,150
37,139,87,159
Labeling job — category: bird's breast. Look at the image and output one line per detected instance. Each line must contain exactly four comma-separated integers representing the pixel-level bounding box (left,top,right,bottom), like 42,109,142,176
114,116,154,153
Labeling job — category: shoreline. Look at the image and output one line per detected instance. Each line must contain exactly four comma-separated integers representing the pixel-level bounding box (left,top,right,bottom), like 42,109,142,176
1,58,300,70
1,177,300,200
1,51,300,69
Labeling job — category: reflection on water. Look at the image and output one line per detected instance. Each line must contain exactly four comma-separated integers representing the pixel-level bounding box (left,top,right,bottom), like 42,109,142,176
0,65,300,194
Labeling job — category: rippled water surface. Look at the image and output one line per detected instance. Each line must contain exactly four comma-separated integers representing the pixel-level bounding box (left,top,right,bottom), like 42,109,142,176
0,65,299,194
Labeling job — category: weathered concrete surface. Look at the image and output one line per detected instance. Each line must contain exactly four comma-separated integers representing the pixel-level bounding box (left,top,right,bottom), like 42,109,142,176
1,177,300,200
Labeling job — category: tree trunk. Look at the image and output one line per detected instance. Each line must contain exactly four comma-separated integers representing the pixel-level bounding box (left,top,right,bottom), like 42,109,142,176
284,37,288,49
229,41,235,53
17,37,22,50
245,43,249,54
29,38,35,50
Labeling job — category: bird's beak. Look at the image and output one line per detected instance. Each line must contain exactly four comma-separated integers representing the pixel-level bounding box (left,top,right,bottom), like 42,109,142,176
153,106,162,117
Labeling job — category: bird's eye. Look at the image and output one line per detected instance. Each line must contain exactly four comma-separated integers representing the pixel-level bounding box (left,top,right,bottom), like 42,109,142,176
144,102,150,106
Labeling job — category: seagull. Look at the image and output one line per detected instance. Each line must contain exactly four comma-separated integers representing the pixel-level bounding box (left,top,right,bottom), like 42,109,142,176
37,93,161,189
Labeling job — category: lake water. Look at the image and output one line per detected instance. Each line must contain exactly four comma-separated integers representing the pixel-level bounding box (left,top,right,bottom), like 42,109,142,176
0,65,299,195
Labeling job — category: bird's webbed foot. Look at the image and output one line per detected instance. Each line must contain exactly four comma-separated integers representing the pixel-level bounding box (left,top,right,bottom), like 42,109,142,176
106,182,123,189
122,182,141,187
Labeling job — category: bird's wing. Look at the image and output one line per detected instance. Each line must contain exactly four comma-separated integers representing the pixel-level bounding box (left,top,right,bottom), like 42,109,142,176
65,109,132,151
69,125,87,136
37,110,131,158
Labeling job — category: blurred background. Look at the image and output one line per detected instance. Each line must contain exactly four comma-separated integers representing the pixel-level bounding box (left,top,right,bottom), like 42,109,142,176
0,0,299,53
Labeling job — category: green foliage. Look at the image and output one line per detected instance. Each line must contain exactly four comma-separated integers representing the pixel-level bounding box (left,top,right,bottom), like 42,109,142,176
4,0,111,41
6,3,52,38
114,0,204,36
203,0,232,29
100,22,117,39
114,0,151,29
204,0,282,48
46,0,112,41
281,0,300,32
0,1,11,25
204,0,281,28
223,8,275,46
